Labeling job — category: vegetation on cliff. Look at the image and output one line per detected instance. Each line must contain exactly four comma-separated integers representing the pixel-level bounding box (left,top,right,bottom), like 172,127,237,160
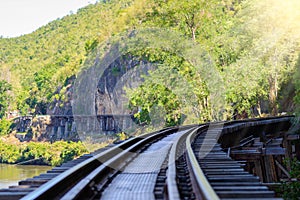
0,0,298,127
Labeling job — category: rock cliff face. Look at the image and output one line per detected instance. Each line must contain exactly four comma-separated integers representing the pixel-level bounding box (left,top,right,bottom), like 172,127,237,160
48,55,154,117
95,55,155,115
39,55,155,139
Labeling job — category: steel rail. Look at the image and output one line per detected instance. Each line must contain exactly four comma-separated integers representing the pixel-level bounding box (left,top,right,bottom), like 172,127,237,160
167,116,292,200
166,126,198,200
186,127,220,200
21,125,195,200
21,137,142,200
60,127,186,200
167,125,220,200
20,116,292,200
20,128,170,200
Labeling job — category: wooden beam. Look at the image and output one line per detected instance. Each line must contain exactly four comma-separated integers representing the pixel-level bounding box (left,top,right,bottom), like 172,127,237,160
275,160,291,179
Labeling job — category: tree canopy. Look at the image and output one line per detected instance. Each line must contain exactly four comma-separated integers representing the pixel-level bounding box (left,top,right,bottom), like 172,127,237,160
0,0,299,124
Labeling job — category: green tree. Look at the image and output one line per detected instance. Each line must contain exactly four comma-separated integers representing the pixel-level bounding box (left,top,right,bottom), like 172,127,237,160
0,118,12,135
293,54,300,115
0,0,299,122
122,28,221,125
0,80,12,118
224,0,300,116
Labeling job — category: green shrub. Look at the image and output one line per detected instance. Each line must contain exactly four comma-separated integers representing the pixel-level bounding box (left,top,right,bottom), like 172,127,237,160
0,140,22,163
0,119,12,135
0,140,88,166
281,158,300,199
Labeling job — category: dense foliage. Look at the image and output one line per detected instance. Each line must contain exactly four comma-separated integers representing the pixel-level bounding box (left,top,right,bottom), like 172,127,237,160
0,0,148,115
0,119,13,136
294,56,300,114
0,0,299,122
0,140,87,166
123,0,300,124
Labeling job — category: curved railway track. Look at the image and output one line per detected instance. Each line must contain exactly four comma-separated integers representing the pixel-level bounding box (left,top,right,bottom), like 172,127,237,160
20,125,196,200
168,123,283,200
0,116,292,200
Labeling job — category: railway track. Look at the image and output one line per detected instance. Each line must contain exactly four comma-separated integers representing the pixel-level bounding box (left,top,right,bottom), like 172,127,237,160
0,116,292,200
166,116,292,200
178,125,280,199
19,125,196,200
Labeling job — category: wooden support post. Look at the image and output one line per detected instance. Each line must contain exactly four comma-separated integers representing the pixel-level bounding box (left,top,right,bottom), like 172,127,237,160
51,126,56,138
65,122,69,138
57,126,62,140
284,133,292,171
254,159,264,181
295,141,300,161
262,155,278,183
275,156,282,179
81,117,86,133
106,116,109,131
76,118,81,132
110,116,114,131
89,116,96,132
71,121,76,134
262,155,272,182
86,116,90,132
101,116,104,131
269,155,278,182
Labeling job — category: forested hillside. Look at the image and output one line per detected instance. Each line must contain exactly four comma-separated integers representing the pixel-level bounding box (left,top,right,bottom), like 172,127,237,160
0,0,299,126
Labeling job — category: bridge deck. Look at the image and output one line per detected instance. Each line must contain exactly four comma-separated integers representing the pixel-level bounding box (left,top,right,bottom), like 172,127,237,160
194,131,278,199
101,131,186,200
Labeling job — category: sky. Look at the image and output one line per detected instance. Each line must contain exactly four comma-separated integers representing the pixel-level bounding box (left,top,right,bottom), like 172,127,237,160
0,0,98,38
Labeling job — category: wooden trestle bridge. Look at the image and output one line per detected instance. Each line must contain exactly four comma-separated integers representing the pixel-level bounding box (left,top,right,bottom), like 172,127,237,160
1,116,298,200
13,114,135,140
